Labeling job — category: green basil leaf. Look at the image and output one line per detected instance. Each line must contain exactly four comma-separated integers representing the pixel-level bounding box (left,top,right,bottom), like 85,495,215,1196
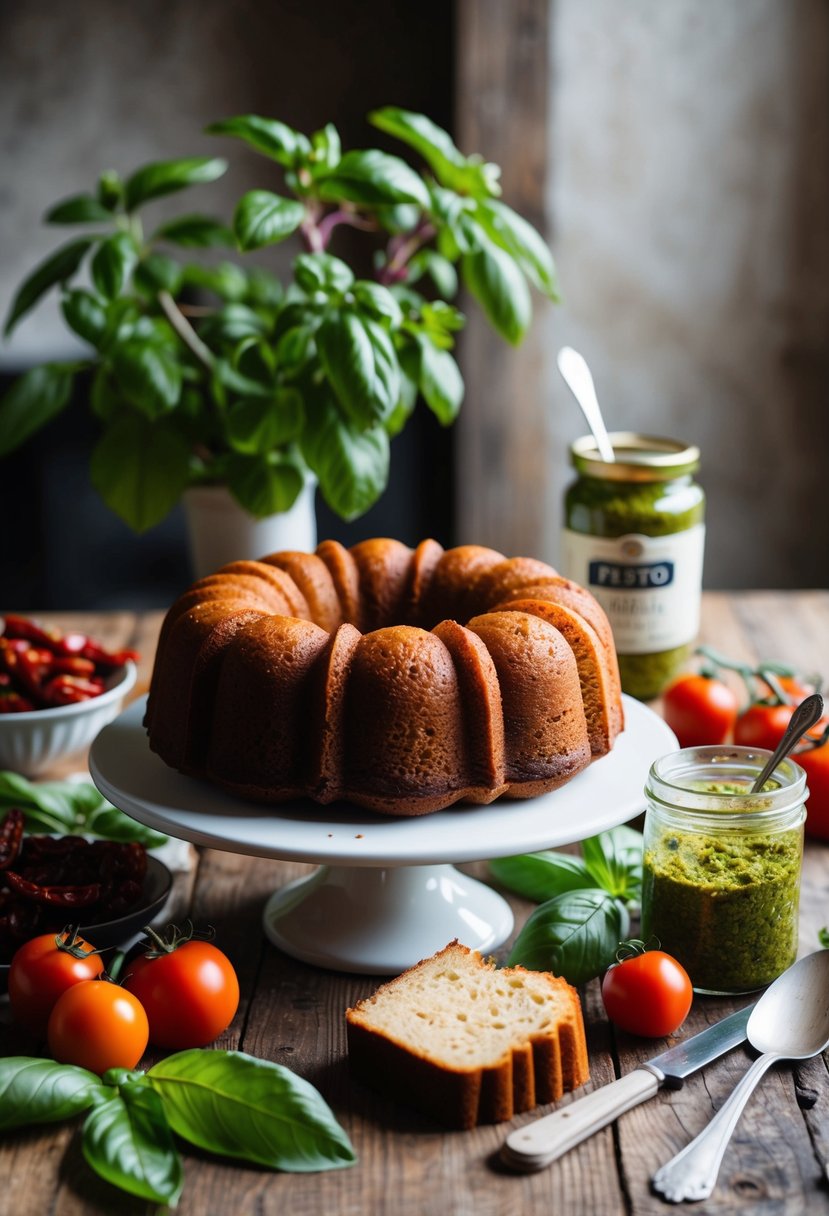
4,237,94,334
45,194,115,225
473,199,560,300
415,335,463,425
91,233,139,300
147,1049,356,1172
233,190,305,251
374,203,421,234
0,770,77,822
225,453,305,517
317,150,430,209
310,122,341,170
124,156,228,211
198,303,269,346
421,299,465,334
82,1084,183,1207
0,1058,108,1131
133,253,184,297
61,289,108,346
407,249,458,299
462,238,532,345
181,261,249,301
233,335,276,382
369,108,502,198
212,358,271,398
152,213,235,248
581,826,644,903
384,353,418,439
820,927,829,949
112,338,182,417
90,414,192,532
83,805,168,848
0,773,165,844
488,851,594,903
294,252,354,296
506,889,629,985
90,368,120,423
207,115,310,166
430,186,477,251
226,389,304,454
301,392,389,521
317,310,399,428
244,266,284,308
0,364,75,457
352,282,402,329
97,170,124,210
275,325,313,371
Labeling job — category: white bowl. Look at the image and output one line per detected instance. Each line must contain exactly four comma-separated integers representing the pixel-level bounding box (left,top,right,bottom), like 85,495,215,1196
0,660,137,776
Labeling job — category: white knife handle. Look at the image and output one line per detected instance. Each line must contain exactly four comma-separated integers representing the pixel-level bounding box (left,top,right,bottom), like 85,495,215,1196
501,1068,661,1172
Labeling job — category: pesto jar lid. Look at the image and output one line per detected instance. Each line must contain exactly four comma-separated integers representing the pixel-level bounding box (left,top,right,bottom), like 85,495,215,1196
570,432,700,483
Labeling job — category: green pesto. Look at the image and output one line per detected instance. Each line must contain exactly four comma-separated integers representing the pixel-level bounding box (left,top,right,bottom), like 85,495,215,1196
641,824,802,993
618,647,691,701
565,473,705,700
565,475,704,539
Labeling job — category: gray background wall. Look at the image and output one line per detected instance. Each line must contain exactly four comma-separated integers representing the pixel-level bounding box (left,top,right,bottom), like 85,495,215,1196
2,0,828,602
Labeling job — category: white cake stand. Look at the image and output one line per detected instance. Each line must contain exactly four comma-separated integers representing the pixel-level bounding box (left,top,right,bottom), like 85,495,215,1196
89,695,675,974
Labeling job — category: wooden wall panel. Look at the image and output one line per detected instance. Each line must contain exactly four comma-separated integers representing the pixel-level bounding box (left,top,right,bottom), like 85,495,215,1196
454,0,555,559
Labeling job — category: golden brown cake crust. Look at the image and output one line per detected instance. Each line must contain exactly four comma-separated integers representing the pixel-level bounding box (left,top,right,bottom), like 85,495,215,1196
145,539,623,815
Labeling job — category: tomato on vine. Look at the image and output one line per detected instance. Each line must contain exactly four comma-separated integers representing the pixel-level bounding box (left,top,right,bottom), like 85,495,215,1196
8,927,104,1036
662,673,738,748
797,728,829,841
601,940,692,1038
733,702,796,750
48,978,149,1073
123,923,239,1049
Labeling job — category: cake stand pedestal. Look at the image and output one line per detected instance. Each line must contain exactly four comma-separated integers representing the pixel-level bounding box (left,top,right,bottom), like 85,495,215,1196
261,864,514,973
90,696,675,974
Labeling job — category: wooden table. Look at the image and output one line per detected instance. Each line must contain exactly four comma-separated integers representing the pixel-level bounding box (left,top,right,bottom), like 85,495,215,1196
3,593,829,1214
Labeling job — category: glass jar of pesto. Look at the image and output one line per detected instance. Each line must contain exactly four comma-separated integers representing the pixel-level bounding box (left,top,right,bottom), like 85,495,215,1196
641,746,806,995
561,432,705,699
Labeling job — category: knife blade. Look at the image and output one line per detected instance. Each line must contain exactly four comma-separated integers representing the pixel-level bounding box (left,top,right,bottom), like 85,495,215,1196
501,1004,754,1172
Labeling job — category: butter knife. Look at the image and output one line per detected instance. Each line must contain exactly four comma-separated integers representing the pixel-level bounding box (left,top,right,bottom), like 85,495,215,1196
501,1004,753,1172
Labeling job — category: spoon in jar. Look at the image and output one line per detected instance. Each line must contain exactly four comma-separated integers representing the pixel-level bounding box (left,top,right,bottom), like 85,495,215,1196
750,691,824,793
652,948,829,1203
557,346,615,462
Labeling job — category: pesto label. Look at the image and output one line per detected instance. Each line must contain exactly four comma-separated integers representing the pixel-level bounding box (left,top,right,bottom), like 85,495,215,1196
561,524,705,654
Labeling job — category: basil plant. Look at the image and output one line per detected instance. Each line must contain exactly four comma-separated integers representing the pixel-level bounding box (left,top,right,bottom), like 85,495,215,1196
0,108,559,532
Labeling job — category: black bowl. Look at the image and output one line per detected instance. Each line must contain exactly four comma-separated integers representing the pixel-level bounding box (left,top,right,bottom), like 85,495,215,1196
0,855,173,992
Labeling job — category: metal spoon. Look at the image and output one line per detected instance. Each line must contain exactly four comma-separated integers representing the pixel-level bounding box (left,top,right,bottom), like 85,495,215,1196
652,948,829,1203
751,691,825,793
557,346,615,462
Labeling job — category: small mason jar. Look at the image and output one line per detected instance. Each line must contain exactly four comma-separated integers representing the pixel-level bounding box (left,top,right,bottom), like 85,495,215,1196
561,432,705,700
641,747,806,995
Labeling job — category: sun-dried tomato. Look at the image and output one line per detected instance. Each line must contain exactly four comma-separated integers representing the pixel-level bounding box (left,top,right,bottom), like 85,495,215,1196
0,810,24,870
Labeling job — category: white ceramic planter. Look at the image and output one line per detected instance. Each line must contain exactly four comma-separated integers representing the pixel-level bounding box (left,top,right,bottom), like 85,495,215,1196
182,480,317,578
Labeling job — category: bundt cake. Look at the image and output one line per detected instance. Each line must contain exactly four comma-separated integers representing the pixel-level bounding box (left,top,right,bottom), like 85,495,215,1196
144,539,624,816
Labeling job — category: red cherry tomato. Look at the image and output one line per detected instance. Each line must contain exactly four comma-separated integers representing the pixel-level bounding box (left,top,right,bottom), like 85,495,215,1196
797,740,829,841
123,939,239,1049
601,948,693,1038
733,703,796,750
8,929,104,1036
47,980,149,1074
662,674,739,748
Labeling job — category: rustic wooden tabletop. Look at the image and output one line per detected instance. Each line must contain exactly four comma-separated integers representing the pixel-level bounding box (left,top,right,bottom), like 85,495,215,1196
2,592,828,1215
